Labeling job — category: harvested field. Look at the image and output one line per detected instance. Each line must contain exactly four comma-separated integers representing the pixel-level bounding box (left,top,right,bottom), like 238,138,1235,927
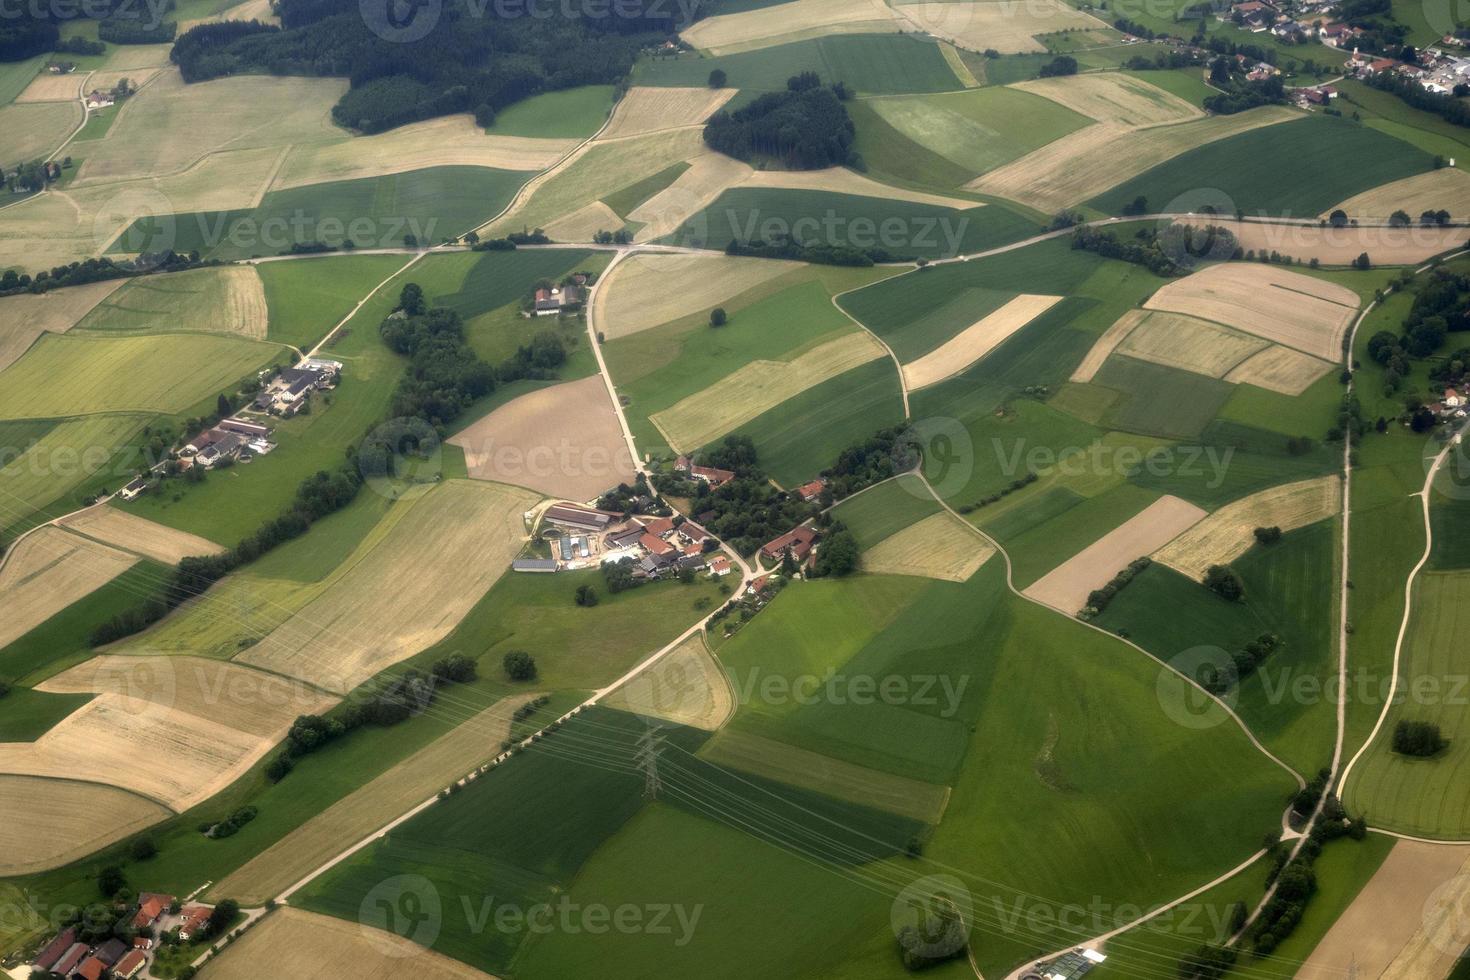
58,506,224,564
1070,310,1141,383
699,728,950,824
272,115,571,190
650,330,885,452
1022,494,1207,612
88,66,164,94
604,634,733,731
0,775,171,876
1224,344,1334,395
94,43,172,72
0,279,123,372
629,151,754,242
542,199,624,242
211,695,535,905
1013,72,1201,127
897,0,1107,54
902,293,1060,390
75,266,268,339
236,480,537,692
1143,262,1358,360
680,0,899,56
601,86,737,139
449,376,636,502
0,101,80,162
1115,309,1267,378
862,511,994,582
1298,841,1470,980
1174,215,1467,267
738,166,981,210
1329,166,1470,222
1152,475,1340,580
968,106,1297,212
201,908,495,980
0,527,136,651
595,252,801,339
15,70,83,102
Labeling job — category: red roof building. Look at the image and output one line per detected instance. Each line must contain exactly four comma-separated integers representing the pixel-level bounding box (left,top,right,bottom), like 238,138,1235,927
133,894,168,929
794,479,826,502
690,464,735,488
76,955,106,980
643,516,675,537
115,950,147,980
52,944,88,977
32,929,76,972
708,556,732,576
178,904,213,940
640,533,676,556
760,525,817,563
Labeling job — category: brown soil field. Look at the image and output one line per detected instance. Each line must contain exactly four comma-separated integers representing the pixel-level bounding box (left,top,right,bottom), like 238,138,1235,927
1329,167,1470,222
699,728,951,823
236,480,537,692
0,280,123,372
1143,262,1358,360
1298,841,1470,980
862,511,994,582
1153,475,1340,580
601,86,737,139
1174,215,1467,267
211,695,533,905
1115,309,1267,378
200,908,496,980
0,775,171,876
603,635,733,731
595,252,801,339
896,0,1106,54
629,151,754,242
1070,310,1143,383
0,527,137,652
449,375,636,502
16,71,83,102
680,0,898,56
651,330,885,451
902,293,1060,390
1223,343,1334,395
1022,494,1207,612
1013,73,1201,126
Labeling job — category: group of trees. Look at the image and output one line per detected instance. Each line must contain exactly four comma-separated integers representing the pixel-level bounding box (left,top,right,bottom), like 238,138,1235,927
1071,224,1240,277
1393,719,1447,756
1204,564,1245,601
1078,557,1151,620
1203,70,1287,115
704,73,857,170
1365,268,1470,398
0,252,216,300
380,284,496,426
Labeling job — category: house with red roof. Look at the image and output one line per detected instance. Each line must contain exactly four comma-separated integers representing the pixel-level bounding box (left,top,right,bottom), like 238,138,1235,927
75,954,106,980
640,533,676,556
115,949,148,980
177,904,213,941
794,478,826,502
31,928,76,972
760,525,817,563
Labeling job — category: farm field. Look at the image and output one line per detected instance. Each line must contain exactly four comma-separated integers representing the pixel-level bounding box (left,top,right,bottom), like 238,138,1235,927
1174,215,1469,267
0,279,124,372
1013,71,1202,126
255,252,411,348
57,506,224,564
596,254,804,339
901,293,1061,390
860,510,995,582
894,0,1108,53
1153,475,1340,580
679,0,898,56
74,265,267,338
831,473,941,548
0,527,137,651
600,86,736,138
0,100,80,163
603,634,733,731
489,85,615,137
1330,166,1470,221
0,415,156,538
0,775,171,877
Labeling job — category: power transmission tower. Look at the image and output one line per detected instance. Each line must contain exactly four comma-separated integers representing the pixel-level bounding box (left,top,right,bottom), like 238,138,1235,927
635,726,665,800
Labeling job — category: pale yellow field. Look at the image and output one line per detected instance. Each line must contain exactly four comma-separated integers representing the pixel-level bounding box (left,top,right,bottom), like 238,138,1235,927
272,114,572,190
0,527,137,652
1329,167,1470,222
542,199,624,242
680,0,898,55
1175,215,1467,267
902,293,1060,390
699,728,950,823
202,908,496,980
236,480,537,692
0,101,81,163
0,279,123,372
89,66,165,94
601,86,737,139
1153,475,1340,580
1023,494,1207,612
450,375,636,502
1013,72,1201,127
1115,309,1267,378
862,511,994,582
604,635,733,731
739,166,982,210
896,0,1107,54
651,330,885,451
95,43,172,72
1224,344,1334,395
1144,262,1358,360
59,506,225,564
211,695,534,904
1382,849,1470,979
1070,309,1141,383
969,106,1299,212
0,776,171,876
76,266,268,339
629,151,754,242
595,252,802,339
16,71,83,103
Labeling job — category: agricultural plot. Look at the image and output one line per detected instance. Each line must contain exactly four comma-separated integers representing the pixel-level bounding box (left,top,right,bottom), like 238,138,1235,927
1021,494,1206,610
542,200,624,242
894,0,1108,53
57,506,224,565
0,279,123,372
738,163,986,210
1330,166,1470,221
74,266,268,338
861,511,995,582
0,331,277,420
1093,356,1236,440
0,101,80,163
594,252,802,340
1174,214,1466,267
1114,309,1267,375
1153,475,1341,580
1013,71,1202,126
628,151,753,241
0,775,171,876
603,634,734,731
1224,343,1336,395
236,480,538,692
0,527,137,652
901,293,1061,390
490,85,615,138
600,86,737,138
679,0,898,56
831,473,941,548
15,70,83,102
449,375,636,502
0,416,151,533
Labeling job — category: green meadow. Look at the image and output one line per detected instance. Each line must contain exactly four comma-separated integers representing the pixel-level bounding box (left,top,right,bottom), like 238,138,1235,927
489,85,615,137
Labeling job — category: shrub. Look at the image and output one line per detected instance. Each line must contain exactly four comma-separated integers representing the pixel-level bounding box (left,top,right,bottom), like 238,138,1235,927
1204,564,1244,601
1253,525,1282,545
504,650,537,681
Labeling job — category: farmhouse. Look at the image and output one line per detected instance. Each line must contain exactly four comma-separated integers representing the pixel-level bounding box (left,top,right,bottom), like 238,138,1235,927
84,90,114,109
674,456,736,488
255,360,341,415
75,954,105,980
760,524,817,563
795,478,826,502
94,938,127,967
114,950,147,980
544,503,620,533
31,927,77,972
51,943,88,977
533,285,585,316
177,904,213,941
709,555,732,576
117,476,148,501
640,532,677,556
132,893,169,929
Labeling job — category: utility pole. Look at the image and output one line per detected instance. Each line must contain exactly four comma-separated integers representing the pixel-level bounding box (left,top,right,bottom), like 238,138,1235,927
635,726,665,801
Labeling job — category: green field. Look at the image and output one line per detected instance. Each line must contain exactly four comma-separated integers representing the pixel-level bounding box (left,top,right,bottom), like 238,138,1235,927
0,415,155,537
603,162,690,219
0,687,91,740
1125,419,1341,509
257,253,411,349
490,85,615,137
830,473,941,548
1093,356,1236,440
1337,79,1470,163
0,56,42,108
1091,114,1435,216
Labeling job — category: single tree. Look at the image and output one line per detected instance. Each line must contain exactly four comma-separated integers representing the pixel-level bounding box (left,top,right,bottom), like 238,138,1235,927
575,583,599,607
503,650,537,681
708,68,727,88
710,306,727,327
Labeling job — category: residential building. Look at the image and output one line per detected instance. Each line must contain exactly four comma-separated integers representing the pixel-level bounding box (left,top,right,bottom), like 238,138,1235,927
760,525,817,563
31,928,76,972
177,904,213,941
118,476,148,501
114,950,147,980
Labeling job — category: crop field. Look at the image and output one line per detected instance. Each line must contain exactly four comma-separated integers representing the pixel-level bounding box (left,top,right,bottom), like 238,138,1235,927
1113,308,1267,377
600,86,737,138
603,634,733,731
1223,342,1337,395
0,100,80,163
968,105,1297,213
1021,493,1206,611
895,0,1108,53
0,279,123,372
861,511,995,582
1144,262,1359,360
0,527,137,651
901,293,1061,390
256,252,410,348
679,0,898,56
0,775,171,876
542,200,624,241
1013,71,1202,126
490,85,615,137
74,266,268,338
237,480,538,692
1153,475,1341,580
1091,114,1435,216
842,281,1021,362
1094,356,1236,440
596,253,803,339
1329,166,1470,221
12,64,71,103
628,151,753,240
831,473,941,548
57,506,224,564
1179,214,1467,268
449,375,636,502
734,166,987,208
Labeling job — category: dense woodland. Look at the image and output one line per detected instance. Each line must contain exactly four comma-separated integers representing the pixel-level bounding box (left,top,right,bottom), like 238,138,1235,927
703,74,857,170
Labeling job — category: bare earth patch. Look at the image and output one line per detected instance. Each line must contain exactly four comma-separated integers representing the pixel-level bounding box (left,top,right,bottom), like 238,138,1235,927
0,527,137,652
1175,215,1467,267
0,280,123,372
449,375,636,502
681,0,898,55
1012,73,1201,126
604,635,733,731
902,293,1060,390
595,252,802,339
1223,344,1334,395
862,511,994,582
1328,167,1470,222
1153,475,1340,580
0,776,171,876
601,86,737,139
1022,495,1207,612
58,506,225,564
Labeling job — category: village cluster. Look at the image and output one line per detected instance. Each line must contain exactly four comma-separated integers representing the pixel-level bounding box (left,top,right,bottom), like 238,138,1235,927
26,893,220,980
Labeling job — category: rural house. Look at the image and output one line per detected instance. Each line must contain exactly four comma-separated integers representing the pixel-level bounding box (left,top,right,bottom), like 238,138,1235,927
177,904,213,941
760,524,817,564
534,285,584,315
